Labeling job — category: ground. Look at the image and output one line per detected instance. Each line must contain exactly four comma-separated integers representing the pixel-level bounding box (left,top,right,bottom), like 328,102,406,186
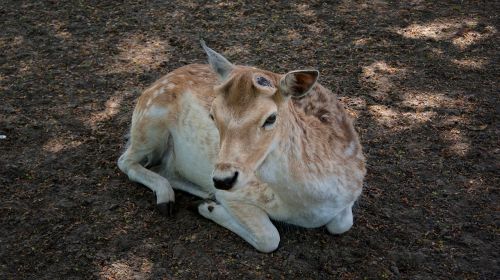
0,1,498,279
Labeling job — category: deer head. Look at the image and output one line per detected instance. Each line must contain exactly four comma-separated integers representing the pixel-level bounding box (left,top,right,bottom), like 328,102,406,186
201,40,319,190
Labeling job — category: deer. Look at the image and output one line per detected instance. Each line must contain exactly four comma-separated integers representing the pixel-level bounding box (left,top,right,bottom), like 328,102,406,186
118,40,366,253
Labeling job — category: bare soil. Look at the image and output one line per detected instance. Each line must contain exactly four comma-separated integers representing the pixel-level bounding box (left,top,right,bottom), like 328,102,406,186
1,1,498,279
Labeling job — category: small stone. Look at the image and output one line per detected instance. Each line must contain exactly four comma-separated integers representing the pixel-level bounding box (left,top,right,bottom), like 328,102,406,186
108,204,119,210
390,265,400,275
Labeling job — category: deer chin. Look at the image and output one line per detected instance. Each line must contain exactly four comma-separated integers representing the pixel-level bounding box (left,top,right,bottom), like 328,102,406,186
230,172,252,191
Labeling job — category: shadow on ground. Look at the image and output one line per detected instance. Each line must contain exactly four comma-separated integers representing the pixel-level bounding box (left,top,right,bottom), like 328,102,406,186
1,1,498,279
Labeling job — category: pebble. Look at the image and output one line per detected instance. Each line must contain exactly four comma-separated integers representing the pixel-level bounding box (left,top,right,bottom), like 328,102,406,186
390,265,400,275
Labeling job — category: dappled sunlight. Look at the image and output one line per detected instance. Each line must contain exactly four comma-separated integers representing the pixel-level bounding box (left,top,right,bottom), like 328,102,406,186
99,256,153,280
337,0,388,13
396,89,475,157
395,18,477,40
294,3,316,17
284,28,302,41
104,34,170,74
452,25,496,49
50,20,72,40
341,96,367,112
368,105,399,128
43,137,82,153
440,128,471,157
353,37,373,46
18,61,31,75
306,23,323,34
360,61,407,101
85,93,124,129
394,18,496,49
400,91,458,110
0,35,24,48
368,103,437,129
1,0,497,278
450,57,487,69
224,45,250,57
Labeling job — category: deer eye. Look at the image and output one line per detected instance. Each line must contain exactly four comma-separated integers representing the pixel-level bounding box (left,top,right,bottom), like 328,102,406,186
263,113,277,127
209,114,214,121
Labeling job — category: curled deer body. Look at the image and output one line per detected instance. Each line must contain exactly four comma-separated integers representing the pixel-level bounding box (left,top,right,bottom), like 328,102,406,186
118,41,366,252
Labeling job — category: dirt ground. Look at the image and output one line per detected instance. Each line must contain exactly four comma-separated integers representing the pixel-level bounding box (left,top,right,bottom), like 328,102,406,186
0,0,498,279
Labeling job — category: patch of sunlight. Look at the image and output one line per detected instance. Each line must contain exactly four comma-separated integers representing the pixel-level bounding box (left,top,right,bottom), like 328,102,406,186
451,57,487,69
0,35,24,48
306,23,323,34
18,61,31,74
224,45,250,57
105,34,169,74
294,3,316,17
440,128,470,157
452,25,496,49
13,36,24,46
430,47,444,56
368,104,436,129
85,93,123,129
395,18,477,40
99,256,153,280
340,96,367,118
342,96,367,111
285,29,302,41
401,111,437,124
353,37,373,46
359,0,387,10
338,0,388,13
368,105,399,128
50,20,72,40
400,91,457,110
360,61,407,101
43,137,82,153
394,18,496,49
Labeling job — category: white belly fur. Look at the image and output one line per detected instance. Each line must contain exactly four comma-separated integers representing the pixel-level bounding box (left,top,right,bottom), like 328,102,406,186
169,91,219,191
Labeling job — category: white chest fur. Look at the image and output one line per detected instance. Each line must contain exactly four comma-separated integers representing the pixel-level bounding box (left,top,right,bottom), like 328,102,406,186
169,91,219,191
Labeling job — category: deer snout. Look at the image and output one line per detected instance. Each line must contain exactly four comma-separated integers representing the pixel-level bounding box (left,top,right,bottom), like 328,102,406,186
212,163,240,190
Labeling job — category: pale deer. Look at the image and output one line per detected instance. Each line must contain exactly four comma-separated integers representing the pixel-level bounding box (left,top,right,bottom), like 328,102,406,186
118,41,366,252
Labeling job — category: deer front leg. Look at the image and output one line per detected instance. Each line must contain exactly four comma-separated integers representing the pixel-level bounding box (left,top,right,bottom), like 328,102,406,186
326,201,354,234
118,148,175,216
198,181,282,253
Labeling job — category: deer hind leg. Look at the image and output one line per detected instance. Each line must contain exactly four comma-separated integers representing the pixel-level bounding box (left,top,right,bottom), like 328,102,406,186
152,140,213,200
198,181,283,253
326,202,354,234
118,113,175,216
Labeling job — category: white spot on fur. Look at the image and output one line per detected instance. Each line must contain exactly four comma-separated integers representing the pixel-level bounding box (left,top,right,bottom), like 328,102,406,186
146,105,168,118
166,83,175,90
344,141,356,157
152,88,165,99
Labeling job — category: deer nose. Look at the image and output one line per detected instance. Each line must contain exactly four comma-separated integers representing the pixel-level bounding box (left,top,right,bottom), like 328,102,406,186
212,171,239,190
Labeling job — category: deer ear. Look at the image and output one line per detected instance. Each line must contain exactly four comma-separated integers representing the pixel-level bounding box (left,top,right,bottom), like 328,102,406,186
279,70,319,98
201,39,234,80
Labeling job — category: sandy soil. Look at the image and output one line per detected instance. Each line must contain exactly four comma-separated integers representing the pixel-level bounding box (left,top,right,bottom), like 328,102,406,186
0,1,498,279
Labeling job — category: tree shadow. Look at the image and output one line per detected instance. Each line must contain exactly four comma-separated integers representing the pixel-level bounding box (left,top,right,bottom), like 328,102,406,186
0,0,498,279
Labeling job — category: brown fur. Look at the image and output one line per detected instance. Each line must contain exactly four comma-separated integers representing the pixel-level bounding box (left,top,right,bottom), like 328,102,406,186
132,64,364,190
119,61,366,252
